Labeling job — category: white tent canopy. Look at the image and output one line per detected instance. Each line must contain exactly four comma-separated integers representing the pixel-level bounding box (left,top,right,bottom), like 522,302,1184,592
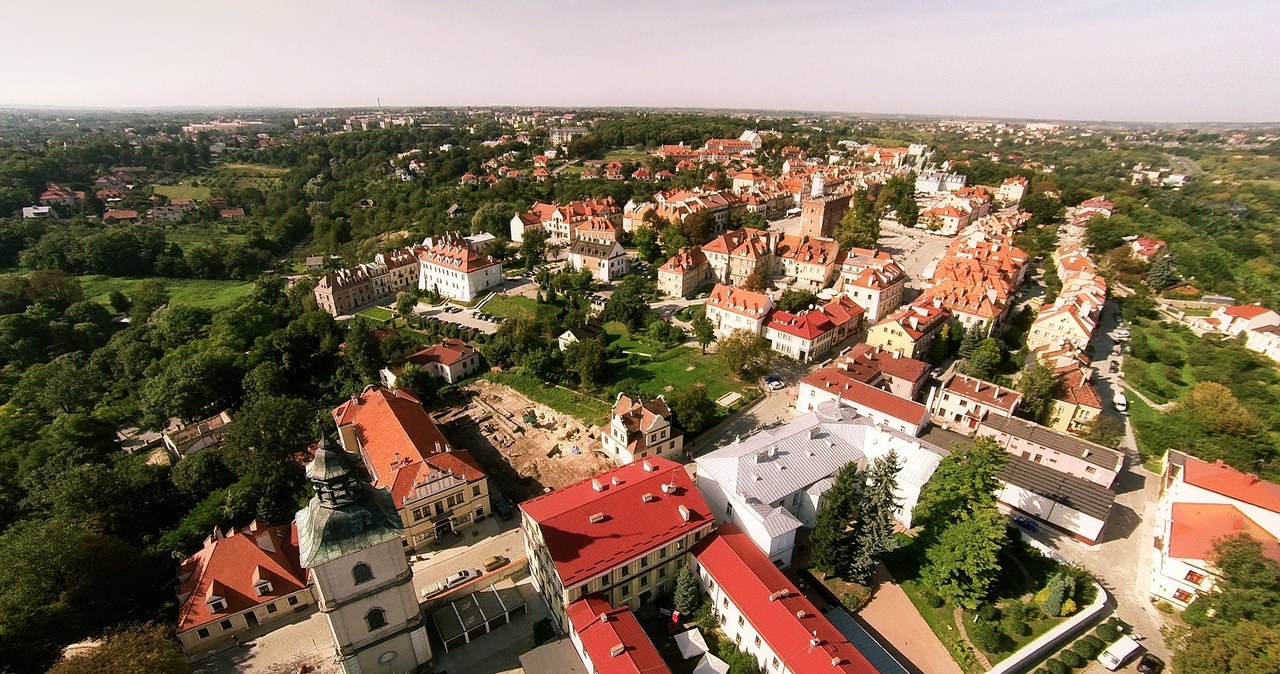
693,653,730,674
674,628,709,659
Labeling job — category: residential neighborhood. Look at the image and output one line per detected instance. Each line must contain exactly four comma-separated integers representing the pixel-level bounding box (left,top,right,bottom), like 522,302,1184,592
1,10,1277,674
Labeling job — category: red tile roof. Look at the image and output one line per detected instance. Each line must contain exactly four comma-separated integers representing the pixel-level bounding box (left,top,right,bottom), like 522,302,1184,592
818,296,865,330
417,235,501,273
707,284,771,319
520,457,711,587
1052,368,1102,410
332,386,484,506
878,301,950,340
407,339,476,367
659,247,708,274
801,367,929,426
944,374,1021,414
176,522,308,632
767,309,835,340
1169,502,1280,562
1183,456,1280,512
842,343,929,384
567,597,672,674
1221,304,1277,320
693,526,877,674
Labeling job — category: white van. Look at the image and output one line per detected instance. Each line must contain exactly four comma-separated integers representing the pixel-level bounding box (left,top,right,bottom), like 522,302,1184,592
1114,392,1129,413
1097,635,1142,671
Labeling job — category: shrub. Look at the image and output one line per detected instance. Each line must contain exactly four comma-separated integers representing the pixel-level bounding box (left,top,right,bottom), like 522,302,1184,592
1040,573,1067,616
1096,623,1120,642
924,591,945,608
1035,669,1050,674
841,590,870,613
1002,616,1030,637
1081,635,1105,652
1060,650,1083,668
1072,639,1099,659
1045,658,1067,674
1061,598,1078,616
1156,600,1174,614
978,604,1001,622
969,621,1005,653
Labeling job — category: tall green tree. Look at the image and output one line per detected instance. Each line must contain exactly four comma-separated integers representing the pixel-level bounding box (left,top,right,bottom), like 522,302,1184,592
1173,621,1280,674
913,437,1008,536
1017,361,1057,424
342,319,382,386
564,338,605,390
669,383,716,436
692,313,715,355
775,289,820,313
1148,252,1181,291
811,462,863,577
958,323,985,359
717,329,774,382
834,189,880,248
963,338,1004,380
674,566,702,615
847,450,902,583
129,279,170,322
632,225,663,263
46,623,191,674
921,507,1008,609
520,228,549,270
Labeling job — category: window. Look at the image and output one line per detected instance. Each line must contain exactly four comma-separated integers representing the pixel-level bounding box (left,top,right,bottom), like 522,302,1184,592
265,603,278,614
1185,570,1206,585
472,485,481,497
196,628,210,639
288,596,300,606
209,599,227,612
772,657,780,669
1085,466,1097,474
1173,589,1194,603
640,575,649,587
754,636,761,647
353,562,374,585
366,608,388,631
220,619,233,631
659,567,667,579
737,616,744,627
722,598,729,610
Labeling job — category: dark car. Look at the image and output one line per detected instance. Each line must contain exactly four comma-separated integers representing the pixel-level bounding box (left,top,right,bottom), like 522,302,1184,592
494,499,514,521
1137,654,1164,674
1012,515,1039,533
1109,360,1120,373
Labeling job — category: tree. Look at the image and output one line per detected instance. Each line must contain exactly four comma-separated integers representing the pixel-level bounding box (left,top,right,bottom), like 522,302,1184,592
129,279,170,322
26,269,84,310
46,623,191,674
470,201,517,238
661,222,689,252
673,566,701,615
632,225,663,263
342,319,382,386
564,338,605,390
601,275,655,331
222,394,317,472
520,228,549,270
692,313,715,355
669,384,716,436
139,344,244,426
716,329,774,382
834,189,880,248
395,291,417,320
963,338,1004,380
811,462,863,577
1017,361,1057,424
742,264,768,292
913,437,1008,535
394,363,442,400
775,289,819,313
921,507,1008,609
847,451,902,583
958,323,985,359
682,210,716,245
1147,252,1180,291
1173,621,1280,674
1084,414,1124,447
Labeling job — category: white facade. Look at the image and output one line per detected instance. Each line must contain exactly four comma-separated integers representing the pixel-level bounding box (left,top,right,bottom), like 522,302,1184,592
997,481,1108,543
795,379,929,437
417,257,503,302
1245,327,1280,364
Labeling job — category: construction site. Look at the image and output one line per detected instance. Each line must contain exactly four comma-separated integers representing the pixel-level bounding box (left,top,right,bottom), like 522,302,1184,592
431,379,615,502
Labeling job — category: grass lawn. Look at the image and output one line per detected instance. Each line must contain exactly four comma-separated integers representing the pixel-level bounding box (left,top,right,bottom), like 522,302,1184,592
480,371,611,425
165,225,248,251
1121,318,1198,404
601,148,648,162
80,276,253,309
483,294,556,321
358,306,396,322
152,183,212,201
1126,395,1168,469
602,322,744,402
210,163,288,190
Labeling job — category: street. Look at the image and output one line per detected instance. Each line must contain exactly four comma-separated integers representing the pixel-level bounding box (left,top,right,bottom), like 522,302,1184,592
409,514,524,598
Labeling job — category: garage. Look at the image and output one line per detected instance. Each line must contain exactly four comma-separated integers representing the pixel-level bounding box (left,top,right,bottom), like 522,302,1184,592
429,579,528,653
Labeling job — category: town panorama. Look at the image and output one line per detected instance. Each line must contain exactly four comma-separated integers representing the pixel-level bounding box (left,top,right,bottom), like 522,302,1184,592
2,106,1279,674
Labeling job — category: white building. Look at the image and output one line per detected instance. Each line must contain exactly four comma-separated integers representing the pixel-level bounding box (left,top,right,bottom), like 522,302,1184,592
928,372,1022,433
601,393,684,465
704,284,772,338
1245,326,1280,363
915,170,967,194
416,235,504,302
797,369,930,437
1150,450,1280,608
695,404,944,567
380,339,481,387
567,239,628,282
997,454,1115,544
977,415,1124,488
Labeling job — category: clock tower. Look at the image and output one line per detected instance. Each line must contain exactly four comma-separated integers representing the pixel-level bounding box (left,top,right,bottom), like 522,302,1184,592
296,439,431,673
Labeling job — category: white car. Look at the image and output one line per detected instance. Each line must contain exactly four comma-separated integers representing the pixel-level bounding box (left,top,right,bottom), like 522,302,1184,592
1114,327,1131,340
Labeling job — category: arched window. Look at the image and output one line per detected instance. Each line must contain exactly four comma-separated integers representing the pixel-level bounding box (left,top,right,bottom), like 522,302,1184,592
366,608,388,631
352,562,374,585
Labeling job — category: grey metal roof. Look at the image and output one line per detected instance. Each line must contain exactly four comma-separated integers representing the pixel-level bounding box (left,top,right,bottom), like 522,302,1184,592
981,415,1122,470
999,455,1116,522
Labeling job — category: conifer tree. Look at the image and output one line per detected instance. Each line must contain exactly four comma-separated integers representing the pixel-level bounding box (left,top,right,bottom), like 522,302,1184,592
811,462,863,577
846,451,902,583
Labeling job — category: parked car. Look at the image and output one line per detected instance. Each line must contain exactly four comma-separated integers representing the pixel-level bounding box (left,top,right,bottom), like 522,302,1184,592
695,292,709,299
1012,515,1039,533
494,499,514,521
763,375,783,390
483,555,510,572
1114,392,1129,413
1137,654,1164,674
443,569,480,589
1097,635,1143,671
1114,327,1131,340
1109,360,1120,373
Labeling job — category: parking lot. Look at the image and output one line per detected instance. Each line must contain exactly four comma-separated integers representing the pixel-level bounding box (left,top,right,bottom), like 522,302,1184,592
409,514,525,599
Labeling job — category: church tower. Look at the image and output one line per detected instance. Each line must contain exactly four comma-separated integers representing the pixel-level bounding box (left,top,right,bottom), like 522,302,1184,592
296,439,431,673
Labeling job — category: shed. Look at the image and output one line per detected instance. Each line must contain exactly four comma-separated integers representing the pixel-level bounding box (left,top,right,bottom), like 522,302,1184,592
429,579,528,652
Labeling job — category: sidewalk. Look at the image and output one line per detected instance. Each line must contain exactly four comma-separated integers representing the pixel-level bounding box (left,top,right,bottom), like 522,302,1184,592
858,568,963,674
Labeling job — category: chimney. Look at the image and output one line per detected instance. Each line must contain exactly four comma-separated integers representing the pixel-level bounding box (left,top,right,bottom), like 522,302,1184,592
642,493,655,503
678,505,690,522
599,612,610,623
589,512,606,523
610,644,626,657
592,478,604,492
642,459,656,472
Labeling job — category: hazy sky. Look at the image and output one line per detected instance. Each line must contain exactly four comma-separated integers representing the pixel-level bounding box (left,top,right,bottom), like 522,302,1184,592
3,0,1277,122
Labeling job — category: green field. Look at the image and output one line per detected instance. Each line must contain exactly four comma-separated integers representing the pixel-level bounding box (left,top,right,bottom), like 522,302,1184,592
80,276,253,309
480,371,611,425
483,294,559,321
165,225,248,251
358,306,396,322
602,322,743,403
210,162,289,190
152,183,213,201
601,148,648,162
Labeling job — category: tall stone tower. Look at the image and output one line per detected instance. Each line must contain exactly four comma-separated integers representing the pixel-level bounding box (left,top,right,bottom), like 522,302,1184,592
296,439,431,673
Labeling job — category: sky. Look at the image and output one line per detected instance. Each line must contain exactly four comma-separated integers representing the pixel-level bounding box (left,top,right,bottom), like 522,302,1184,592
2,0,1277,123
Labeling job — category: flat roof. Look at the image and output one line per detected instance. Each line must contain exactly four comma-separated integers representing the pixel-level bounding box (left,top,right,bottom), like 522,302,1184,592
980,415,1122,470
430,579,527,642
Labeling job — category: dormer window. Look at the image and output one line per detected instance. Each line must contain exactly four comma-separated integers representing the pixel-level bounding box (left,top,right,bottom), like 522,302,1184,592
254,580,273,596
207,597,227,613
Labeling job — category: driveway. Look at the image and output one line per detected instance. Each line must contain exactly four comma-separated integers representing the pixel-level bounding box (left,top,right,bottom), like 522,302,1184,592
858,567,963,674
409,515,524,598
